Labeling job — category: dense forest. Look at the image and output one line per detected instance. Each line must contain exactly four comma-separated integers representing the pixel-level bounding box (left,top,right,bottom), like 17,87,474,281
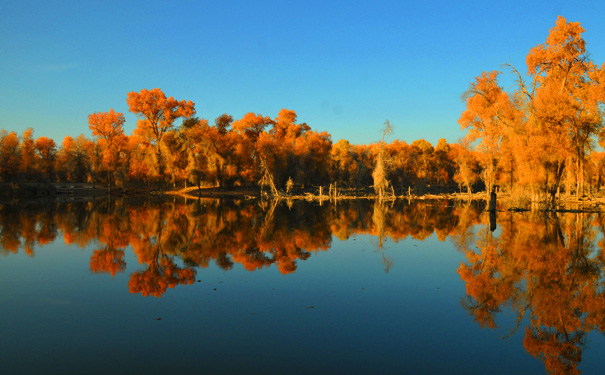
1,17,604,204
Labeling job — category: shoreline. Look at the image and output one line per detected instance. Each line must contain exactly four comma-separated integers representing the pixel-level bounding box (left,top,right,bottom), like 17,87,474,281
2,183,605,212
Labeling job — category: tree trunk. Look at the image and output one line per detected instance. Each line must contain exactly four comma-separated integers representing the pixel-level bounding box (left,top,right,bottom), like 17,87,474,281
488,190,497,212
576,157,581,200
510,158,514,192
489,210,497,232
156,147,164,191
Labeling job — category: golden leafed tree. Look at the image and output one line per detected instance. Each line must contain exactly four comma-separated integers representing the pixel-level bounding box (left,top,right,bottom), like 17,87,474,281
126,88,195,184
459,71,519,197
508,16,605,201
88,108,128,188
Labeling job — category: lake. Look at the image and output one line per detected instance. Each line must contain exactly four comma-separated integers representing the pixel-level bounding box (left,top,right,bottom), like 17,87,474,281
1,197,604,374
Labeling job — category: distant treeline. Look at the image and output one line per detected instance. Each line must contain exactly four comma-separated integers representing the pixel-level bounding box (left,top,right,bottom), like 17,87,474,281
2,16,605,203
0,111,477,195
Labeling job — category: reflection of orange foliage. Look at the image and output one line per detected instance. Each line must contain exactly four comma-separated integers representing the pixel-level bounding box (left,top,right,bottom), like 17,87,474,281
0,198,489,302
0,235,20,254
257,228,327,274
89,248,126,277
36,222,56,245
63,232,76,246
458,210,605,375
523,327,582,375
231,248,273,272
457,232,517,329
128,258,195,297
1,197,485,270
331,200,482,244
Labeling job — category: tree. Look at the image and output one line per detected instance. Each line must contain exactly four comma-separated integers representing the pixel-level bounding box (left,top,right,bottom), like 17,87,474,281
459,71,518,198
434,138,454,186
35,137,56,181
508,16,605,202
410,139,435,186
20,128,37,182
527,17,604,199
331,139,356,185
126,88,195,185
60,134,92,183
88,109,128,189
161,129,189,188
231,112,273,141
0,131,21,182
214,113,233,135
372,120,393,199
451,141,480,194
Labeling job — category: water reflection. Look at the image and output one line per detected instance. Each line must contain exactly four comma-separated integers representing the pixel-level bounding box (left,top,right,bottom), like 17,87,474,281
5,197,605,373
0,197,482,294
458,211,605,375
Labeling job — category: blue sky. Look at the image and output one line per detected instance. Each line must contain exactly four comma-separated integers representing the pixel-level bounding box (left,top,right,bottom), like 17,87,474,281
1,0,604,146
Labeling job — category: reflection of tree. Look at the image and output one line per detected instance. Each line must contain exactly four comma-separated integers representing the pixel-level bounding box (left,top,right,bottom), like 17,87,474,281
523,327,585,375
449,202,481,253
129,258,195,297
90,248,126,277
0,202,59,256
89,207,130,277
127,202,197,297
458,211,605,375
0,197,486,297
372,201,393,273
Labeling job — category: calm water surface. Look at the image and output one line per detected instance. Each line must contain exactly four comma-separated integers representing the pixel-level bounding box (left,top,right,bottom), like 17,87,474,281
1,197,604,374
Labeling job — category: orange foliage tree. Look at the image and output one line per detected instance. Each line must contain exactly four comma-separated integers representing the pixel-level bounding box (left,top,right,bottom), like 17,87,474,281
0,130,22,182
507,17,605,202
60,134,92,183
524,17,604,199
457,17,605,203
88,109,128,188
459,71,519,197
126,88,195,184
19,128,38,182
450,141,480,194
34,136,56,181
256,109,333,193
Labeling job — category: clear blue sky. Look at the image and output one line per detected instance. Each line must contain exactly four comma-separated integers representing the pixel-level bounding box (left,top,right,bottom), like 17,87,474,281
1,0,604,146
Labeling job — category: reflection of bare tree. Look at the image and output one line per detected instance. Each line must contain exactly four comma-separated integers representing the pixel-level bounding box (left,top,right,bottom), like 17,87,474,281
259,198,279,239
372,201,393,273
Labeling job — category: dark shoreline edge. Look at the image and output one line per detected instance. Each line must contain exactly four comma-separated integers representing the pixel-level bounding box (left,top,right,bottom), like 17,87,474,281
2,183,605,213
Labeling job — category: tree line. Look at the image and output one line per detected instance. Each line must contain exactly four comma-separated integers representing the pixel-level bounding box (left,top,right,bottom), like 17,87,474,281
1,17,604,202
0,89,479,195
